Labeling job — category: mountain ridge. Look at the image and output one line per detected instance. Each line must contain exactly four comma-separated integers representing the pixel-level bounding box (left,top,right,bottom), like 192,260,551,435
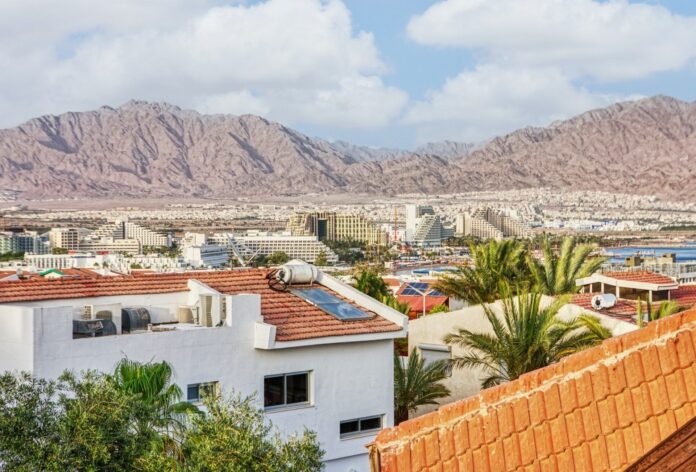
0,95,694,201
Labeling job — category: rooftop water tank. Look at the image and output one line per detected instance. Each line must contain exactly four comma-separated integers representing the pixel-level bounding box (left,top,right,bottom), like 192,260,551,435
591,293,617,310
276,261,319,285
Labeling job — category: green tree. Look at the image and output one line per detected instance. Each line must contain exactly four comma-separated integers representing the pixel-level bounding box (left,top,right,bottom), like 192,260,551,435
112,359,199,444
0,370,150,471
394,350,451,424
435,239,529,304
382,294,411,316
354,267,390,300
52,247,68,255
444,287,611,388
267,252,290,265
142,394,324,472
314,250,328,266
527,236,605,295
636,298,684,327
428,304,449,315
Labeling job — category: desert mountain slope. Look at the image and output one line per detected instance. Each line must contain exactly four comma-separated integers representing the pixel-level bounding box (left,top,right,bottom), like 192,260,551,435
0,96,694,200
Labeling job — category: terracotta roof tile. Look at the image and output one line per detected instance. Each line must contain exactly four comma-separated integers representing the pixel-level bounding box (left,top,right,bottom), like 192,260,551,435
0,269,401,342
601,271,677,286
370,309,696,471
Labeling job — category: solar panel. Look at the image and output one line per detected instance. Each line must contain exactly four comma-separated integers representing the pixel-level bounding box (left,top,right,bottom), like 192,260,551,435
401,282,444,297
291,288,373,321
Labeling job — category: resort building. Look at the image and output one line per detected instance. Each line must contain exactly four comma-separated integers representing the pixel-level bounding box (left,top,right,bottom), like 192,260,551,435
222,231,339,265
89,219,171,247
0,262,407,471
455,208,531,240
287,212,388,246
0,230,50,254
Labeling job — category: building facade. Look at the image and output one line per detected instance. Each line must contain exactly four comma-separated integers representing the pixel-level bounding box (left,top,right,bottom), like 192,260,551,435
287,212,388,246
0,264,407,472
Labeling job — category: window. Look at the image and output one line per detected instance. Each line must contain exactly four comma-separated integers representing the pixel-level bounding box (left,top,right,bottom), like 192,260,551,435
264,372,310,409
187,381,220,403
419,343,453,377
340,415,383,438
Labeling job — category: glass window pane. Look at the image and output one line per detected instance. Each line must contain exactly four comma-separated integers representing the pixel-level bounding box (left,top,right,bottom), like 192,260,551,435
360,416,382,432
286,373,308,404
340,420,360,436
264,376,285,407
187,384,199,402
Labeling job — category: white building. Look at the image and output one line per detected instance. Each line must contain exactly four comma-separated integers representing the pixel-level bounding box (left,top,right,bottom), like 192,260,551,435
216,231,339,265
0,262,407,471
90,219,171,247
407,297,636,416
182,244,229,268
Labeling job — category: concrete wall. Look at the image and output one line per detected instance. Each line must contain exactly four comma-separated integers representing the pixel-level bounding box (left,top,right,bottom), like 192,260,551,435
408,296,637,416
1,293,394,472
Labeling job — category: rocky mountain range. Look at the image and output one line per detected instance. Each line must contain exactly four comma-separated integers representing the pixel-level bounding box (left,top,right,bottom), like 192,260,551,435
0,96,694,201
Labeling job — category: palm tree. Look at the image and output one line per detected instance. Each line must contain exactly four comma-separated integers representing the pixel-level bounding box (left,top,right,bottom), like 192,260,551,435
354,268,390,300
394,349,451,424
112,359,200,439
444,287,611,389
435,239,528,304
636,298,683,326
527,236,605,295
383,294,411,315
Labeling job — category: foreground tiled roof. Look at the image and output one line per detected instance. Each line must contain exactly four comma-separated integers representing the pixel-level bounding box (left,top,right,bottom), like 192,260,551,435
601,270,677,286
370,309,696,471
0,269,401,342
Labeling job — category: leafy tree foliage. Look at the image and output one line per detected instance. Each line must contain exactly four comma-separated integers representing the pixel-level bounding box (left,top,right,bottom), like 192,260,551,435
0,362,324,471
173,394,323,472
394,350,451,424
267,251,290,265
314,250,328,266
435,239,529,304
527,236,605,295
444,286,611,388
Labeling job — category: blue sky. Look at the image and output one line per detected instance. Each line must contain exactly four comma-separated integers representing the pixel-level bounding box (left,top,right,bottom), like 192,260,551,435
1,0,696,148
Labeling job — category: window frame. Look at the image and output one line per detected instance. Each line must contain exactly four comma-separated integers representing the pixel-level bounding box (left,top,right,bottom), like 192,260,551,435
339,414,384,439
263,370,312,411
186,381,220,404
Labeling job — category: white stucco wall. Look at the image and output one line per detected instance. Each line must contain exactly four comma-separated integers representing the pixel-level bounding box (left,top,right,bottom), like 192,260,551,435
408,296,637,416
0,293,395,472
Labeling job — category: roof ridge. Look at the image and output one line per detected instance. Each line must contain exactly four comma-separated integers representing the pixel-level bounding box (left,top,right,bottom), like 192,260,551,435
373,308,696,450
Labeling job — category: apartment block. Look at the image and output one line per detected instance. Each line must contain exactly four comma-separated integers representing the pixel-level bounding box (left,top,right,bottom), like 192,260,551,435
0,262,407,471
287,212,388,246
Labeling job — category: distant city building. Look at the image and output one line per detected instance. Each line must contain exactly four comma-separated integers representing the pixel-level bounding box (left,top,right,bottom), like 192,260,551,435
404,205,453,247
48,228,90,250
180,232,229,268
90,219,171,247
0,231,50,254
216,231,339,265
287,212,387,245
79,237,141,255
455,208,530,240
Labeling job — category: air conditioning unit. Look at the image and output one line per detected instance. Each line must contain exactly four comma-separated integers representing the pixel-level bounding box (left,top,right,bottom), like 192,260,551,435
82,304,94,320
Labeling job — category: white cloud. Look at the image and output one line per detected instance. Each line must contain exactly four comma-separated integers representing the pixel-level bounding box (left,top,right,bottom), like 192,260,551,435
403,0,696,143
404,65,616,143
0,0,407,129
407,0,696,81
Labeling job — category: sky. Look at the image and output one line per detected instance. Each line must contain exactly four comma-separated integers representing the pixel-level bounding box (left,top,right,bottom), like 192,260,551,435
2,0,696,148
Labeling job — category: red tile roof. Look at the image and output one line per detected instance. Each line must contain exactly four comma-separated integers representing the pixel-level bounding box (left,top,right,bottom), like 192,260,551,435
396,295,449,318
571,293,640,323
672,285,696,308
602,271,676,286
370,309,696,471
0,269,401,342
